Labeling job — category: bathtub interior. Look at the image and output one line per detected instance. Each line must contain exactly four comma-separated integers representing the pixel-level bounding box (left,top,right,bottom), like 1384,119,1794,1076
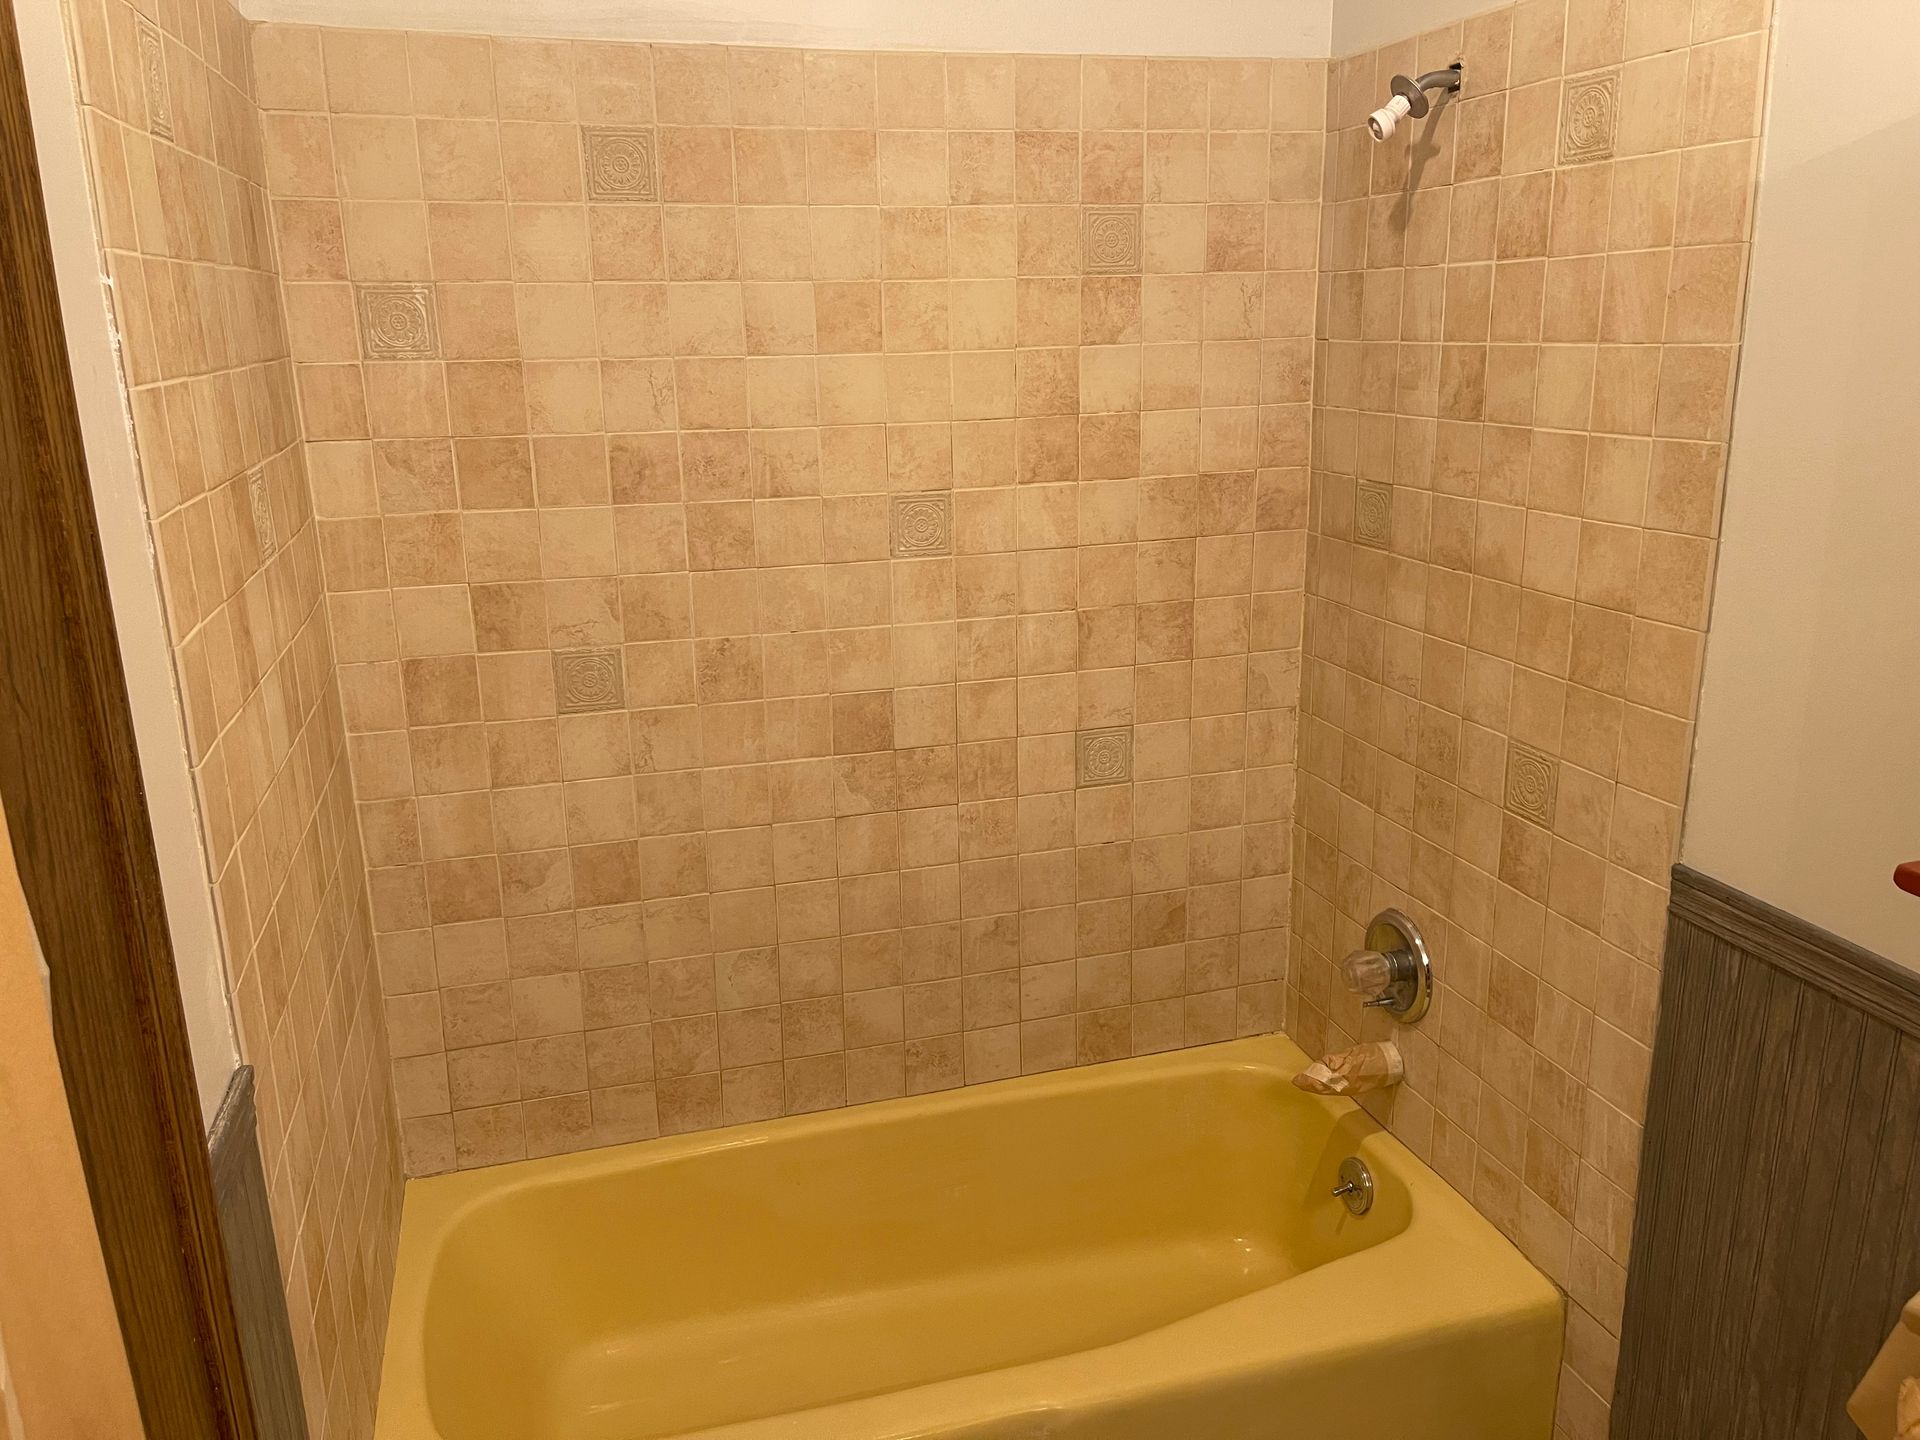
416,1061,1408,1440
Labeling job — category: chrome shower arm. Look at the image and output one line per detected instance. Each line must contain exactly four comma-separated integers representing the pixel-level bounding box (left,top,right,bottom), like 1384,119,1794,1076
1368,62,1463,141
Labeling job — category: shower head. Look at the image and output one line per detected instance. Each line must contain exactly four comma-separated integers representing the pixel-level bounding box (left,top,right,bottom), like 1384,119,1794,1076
1367,63,1463,142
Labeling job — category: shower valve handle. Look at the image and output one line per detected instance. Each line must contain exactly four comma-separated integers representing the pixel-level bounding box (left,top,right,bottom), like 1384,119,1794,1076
1339,910,1435,1024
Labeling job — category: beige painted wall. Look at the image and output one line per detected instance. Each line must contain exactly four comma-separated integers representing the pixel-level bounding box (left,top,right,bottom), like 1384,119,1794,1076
240,0,1335,59
1683,0,1920,970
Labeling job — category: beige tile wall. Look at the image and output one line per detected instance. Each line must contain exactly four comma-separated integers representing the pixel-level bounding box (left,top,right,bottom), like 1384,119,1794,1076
57,0,405,1434
1292,1,1769,1436
250,26,1326,1175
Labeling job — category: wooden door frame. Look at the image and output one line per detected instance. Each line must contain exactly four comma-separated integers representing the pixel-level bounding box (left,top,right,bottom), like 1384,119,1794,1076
0,0,258,1435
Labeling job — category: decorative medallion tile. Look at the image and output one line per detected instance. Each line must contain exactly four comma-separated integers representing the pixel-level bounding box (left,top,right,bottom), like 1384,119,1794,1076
554,649,625,714
1559,70,1620,166
1082,206,1141,276
136,17,172,141
356,284,438,360
583,128,659,202
890,493,951,557
1504,743,1561,827
1076,727,1133,788
247,469,276,557
1355,482,1392,550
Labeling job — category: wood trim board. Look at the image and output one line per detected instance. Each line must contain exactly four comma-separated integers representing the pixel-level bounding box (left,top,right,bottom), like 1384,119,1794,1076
1669,866,1920,1040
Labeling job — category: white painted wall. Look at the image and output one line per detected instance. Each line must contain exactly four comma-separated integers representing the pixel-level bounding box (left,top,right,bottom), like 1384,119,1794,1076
1684,0,1920,969
240,0,1334,58
14,0,240,1117
1332,0,1491,56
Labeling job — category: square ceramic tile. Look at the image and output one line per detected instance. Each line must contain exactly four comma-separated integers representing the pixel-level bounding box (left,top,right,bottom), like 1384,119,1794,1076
357,284,439,359
1082,206,1142,275
890,493,951,557
1560,71,1620,165
248,470,276,556
583,127,659,202
1355,482,1392,549
136,16,172,140
1504,742,1561,827
554,648,625,713
1076,727,1133,787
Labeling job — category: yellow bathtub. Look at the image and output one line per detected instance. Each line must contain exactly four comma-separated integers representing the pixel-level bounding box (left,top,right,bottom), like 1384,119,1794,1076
375,1036,1562,1440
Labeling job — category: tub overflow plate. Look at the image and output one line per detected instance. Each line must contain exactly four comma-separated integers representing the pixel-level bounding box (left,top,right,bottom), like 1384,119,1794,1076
1332,1156,1374,1216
